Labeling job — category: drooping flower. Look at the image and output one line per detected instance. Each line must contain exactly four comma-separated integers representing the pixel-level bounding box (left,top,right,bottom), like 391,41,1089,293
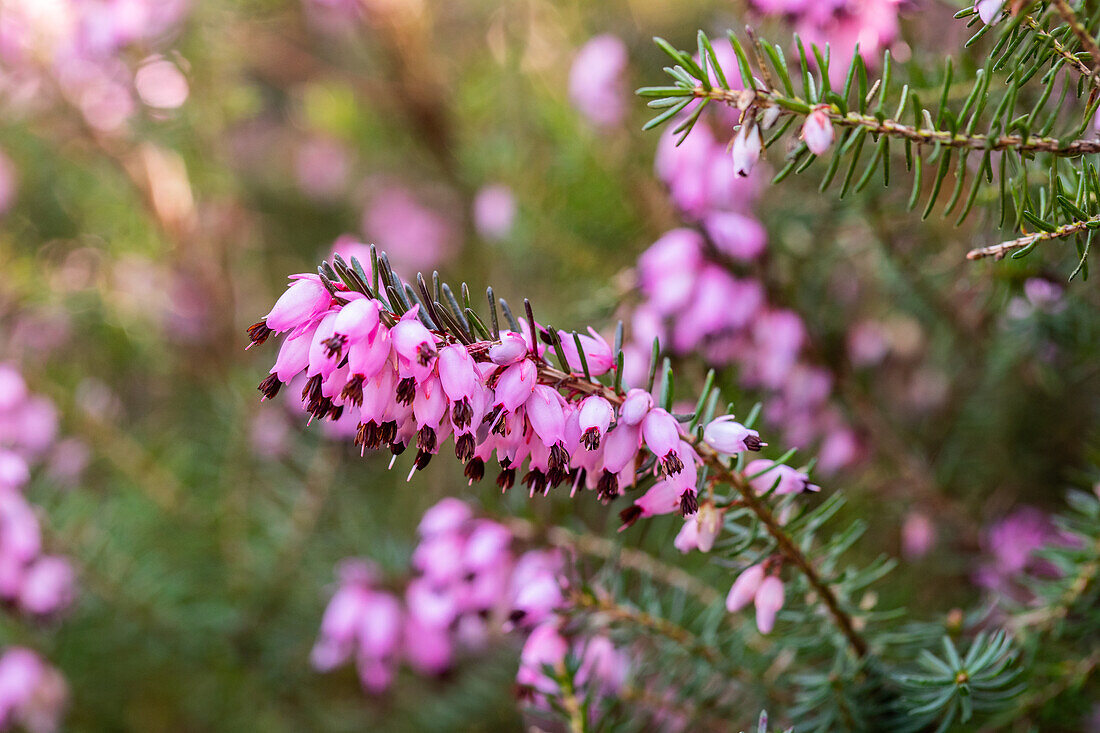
726,563,765,612
754,576,785,633
731,123,762,178
703,416,764,454
801,105,835,155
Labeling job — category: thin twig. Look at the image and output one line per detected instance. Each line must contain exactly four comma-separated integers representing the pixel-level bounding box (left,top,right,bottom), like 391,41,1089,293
1021,13,1096,82
698,87,1100,157
966,215,1099,259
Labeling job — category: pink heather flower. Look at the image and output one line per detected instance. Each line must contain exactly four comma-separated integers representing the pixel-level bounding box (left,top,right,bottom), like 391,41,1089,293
517,621,568,694
801,106,834,155
576,636,629,697
847,320,890,367
473,184,516,241
674,502,723,553
509,550,564,627
745,459,819,496
637,229,704,314
568,34,629,129
489,333,528,365
731,123,762,178
558,328,614,376
577,395,614,450
703,416,764,454
134,56,188,109
726,563,765,612
264,276,331,333
754,576,785,633
618,389,653,426
417,498,472,538
270,330,312,385
0,365,27,412
642,408,684,475
0,453,29,491
702,211,767,261
494,360,537,412
403,614,453,677
1023,277,1065,313
362,188,456,272
0,647,66,733
902,511,936,560
976,0,1004,24
463,520,511,572
17,556,75,616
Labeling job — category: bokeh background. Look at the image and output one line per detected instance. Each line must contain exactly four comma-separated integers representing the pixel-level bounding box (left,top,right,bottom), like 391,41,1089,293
2,0,1100,730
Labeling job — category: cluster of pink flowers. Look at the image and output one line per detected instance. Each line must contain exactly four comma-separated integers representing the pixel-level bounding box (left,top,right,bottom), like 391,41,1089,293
312,498,627,703
974,506,1073,604
749,0,905,84
627,123,860,474
0,648,66,733
0,0,191,134
0,365,76,618
725,562,786,634
248,252,775,530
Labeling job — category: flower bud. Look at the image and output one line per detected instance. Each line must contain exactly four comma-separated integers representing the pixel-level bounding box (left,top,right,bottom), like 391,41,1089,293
754,576,785,634
489,333,528,365
618,388,653,425
731,122,761,178
801,105,834,155
265,276,330,332
726,563,765,612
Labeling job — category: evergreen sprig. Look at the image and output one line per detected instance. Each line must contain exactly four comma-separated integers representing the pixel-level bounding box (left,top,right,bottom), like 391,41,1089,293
638,15,1100,272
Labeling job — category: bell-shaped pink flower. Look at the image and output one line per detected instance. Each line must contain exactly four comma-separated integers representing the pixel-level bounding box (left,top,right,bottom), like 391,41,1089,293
495,360,536,412
745,459,819,495
417,498,472,537
976,0,1004,24
306,312,342,379
702,211,766,261
17,556,75,616
271,330,313,384
403,614,452,676
675,502,723,553
754,576,785,633
517,621,568,694
642,408,684,475
558,328,614,376
703,416,764,454
618,388,653,426
488,333,528,365
731,123,761,178
601,423,640,474
576,636,628,696
726,563,765,612
577,395,613,450
265,275,331,332
332,297,380,344
391,312,437,381
0,453,29,491
801,105,834,155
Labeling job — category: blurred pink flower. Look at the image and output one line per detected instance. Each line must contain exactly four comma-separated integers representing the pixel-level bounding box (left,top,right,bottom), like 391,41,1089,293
134,55,188,109
295,136,351,201
361,187,456,273
568,34,628,129
473,184,516,241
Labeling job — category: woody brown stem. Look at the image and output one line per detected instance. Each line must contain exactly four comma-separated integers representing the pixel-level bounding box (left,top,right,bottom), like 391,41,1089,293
966,215,1100,260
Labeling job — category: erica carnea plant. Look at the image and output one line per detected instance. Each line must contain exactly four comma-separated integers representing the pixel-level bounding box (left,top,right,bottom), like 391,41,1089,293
236,2,1100,730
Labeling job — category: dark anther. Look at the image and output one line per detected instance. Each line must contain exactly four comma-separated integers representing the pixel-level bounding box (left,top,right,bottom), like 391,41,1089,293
464,457,485,482
496,467,516,491
596,471,619,502
396,377,417,405
379,421,398,445
321,334,346,358
452,398,473,429
390,441,407,457
581,427,601,450
414,449,433,470
328,404,344,421
618,504,643,529
455,434,475,462
744,434,764,451
679,490,699,516
416,343,436,367
340,374,365,407
247,320,273,346
302,374,324,406
660,450,685,475
523,469,548,495
257,373,282,400
417,426,438,453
